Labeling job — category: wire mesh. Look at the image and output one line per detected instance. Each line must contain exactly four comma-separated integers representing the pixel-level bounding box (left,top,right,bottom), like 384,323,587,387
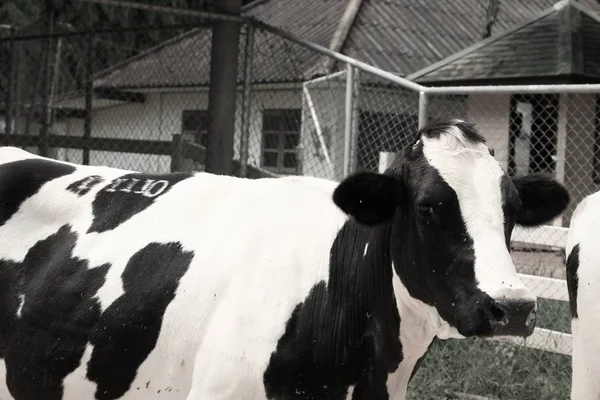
0,11,216,173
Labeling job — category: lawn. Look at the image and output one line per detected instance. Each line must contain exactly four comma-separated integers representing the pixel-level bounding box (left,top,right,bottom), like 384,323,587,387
406,299,572,400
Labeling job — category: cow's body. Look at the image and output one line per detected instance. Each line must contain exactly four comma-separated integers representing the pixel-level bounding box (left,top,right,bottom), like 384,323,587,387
0,148,356,400
566,191,600,399
0,119,569,400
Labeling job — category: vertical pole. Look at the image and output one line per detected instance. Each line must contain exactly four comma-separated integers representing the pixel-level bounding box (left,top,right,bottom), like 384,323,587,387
5,26,15,136
418,91,429,129
39,9,55,157
83,31,94,165
47,36,62,128
349,67,360,173
205,0,242,175
171,133,182,172
343,64,355,178
239,23,255,178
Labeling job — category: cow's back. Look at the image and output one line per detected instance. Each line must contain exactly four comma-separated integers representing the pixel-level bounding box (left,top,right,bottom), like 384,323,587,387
566,191,600,399
0,148,348,400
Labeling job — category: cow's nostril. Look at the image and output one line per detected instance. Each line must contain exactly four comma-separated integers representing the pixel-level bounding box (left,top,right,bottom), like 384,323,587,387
487,299,537,336
489,302,507,324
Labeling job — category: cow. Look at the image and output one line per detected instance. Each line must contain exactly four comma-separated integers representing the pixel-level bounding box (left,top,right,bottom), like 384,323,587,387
566,191,600,399
0,118,569,400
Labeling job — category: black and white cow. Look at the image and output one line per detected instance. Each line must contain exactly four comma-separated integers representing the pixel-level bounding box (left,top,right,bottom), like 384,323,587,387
566,191,600,399
0,118,569,400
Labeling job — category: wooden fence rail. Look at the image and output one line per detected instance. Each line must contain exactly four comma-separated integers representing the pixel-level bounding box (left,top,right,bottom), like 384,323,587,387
0,133,279,179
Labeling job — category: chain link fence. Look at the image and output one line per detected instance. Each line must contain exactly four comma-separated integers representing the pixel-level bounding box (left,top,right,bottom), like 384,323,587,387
0,10,210,171
2,4,599,399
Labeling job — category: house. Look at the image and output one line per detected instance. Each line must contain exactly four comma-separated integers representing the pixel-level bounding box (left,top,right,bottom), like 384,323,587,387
47,0,600,222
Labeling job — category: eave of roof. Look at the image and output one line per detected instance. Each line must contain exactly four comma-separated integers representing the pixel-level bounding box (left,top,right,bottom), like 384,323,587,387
407,0,600,83
407,0,570,82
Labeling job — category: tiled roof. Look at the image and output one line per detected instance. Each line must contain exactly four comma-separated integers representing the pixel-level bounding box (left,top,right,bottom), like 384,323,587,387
408,0,600,83
340,0,600,76
93,0,600,90
94,0,349,89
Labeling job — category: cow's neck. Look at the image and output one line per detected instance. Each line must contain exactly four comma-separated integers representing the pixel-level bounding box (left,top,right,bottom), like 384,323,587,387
384,210,458,394
265,218,429,398
326,219,437,394
390,208,459,339
321,219,403,390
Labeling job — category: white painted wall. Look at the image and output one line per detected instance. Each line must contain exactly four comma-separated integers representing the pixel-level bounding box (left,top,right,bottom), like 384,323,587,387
53,89,306,174
50,86,353,180
467,93,511,171
301,83,346,180
564,93,600,224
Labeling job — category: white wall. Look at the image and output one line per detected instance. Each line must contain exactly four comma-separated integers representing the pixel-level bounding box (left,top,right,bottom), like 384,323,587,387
467,93,511,170
53,89,307,174
47,89,572,189
301,84,346,180
563,93,599,224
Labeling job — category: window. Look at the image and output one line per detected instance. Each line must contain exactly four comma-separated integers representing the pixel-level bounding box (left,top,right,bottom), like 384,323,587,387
261,109,302,174
181,110,209,148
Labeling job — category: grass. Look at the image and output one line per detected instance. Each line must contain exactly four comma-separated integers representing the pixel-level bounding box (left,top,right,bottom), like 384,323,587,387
405,298,572,400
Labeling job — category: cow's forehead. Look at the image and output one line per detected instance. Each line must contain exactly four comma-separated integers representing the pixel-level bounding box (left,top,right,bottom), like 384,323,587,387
420,124,489,157
420,126,507,224
420,126,505,191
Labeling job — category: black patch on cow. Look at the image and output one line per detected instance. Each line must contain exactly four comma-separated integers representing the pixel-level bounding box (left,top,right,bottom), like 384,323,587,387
501,174,521,248
66,175,104,196
263,221,403,399
511,173,570,227
332,172,401,225
0,225,109,400
0,159,76,227
88,172,192,233
566,244,580,319
86,241,194,400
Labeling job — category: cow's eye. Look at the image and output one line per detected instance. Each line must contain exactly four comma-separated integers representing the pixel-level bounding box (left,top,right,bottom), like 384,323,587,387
417,205,434,217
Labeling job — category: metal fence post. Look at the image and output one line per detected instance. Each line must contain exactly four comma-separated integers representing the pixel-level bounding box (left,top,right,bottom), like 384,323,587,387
418,91,429,129
343,64,355,178
206,0,243,176
350,67,360,173
239,23,255,178
83,31,94,165
171,133,182,172
5,26,15,136
39,10,56,157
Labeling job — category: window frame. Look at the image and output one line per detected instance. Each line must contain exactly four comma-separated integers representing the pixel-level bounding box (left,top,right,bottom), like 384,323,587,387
181,109,209,148
260,109,302,175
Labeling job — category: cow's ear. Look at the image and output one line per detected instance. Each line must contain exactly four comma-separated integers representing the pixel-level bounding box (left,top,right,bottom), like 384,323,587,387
333,171,402,225
512,173,570,226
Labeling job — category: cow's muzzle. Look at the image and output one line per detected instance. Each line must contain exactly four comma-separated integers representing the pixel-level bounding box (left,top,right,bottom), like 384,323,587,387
486,298,537,337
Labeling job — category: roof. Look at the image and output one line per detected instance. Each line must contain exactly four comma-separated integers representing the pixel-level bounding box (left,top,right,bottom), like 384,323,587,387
408,0,600,83
93,0,349,89
78,0,600,92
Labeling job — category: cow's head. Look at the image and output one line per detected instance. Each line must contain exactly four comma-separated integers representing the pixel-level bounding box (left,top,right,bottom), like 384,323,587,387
332,118,569,339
